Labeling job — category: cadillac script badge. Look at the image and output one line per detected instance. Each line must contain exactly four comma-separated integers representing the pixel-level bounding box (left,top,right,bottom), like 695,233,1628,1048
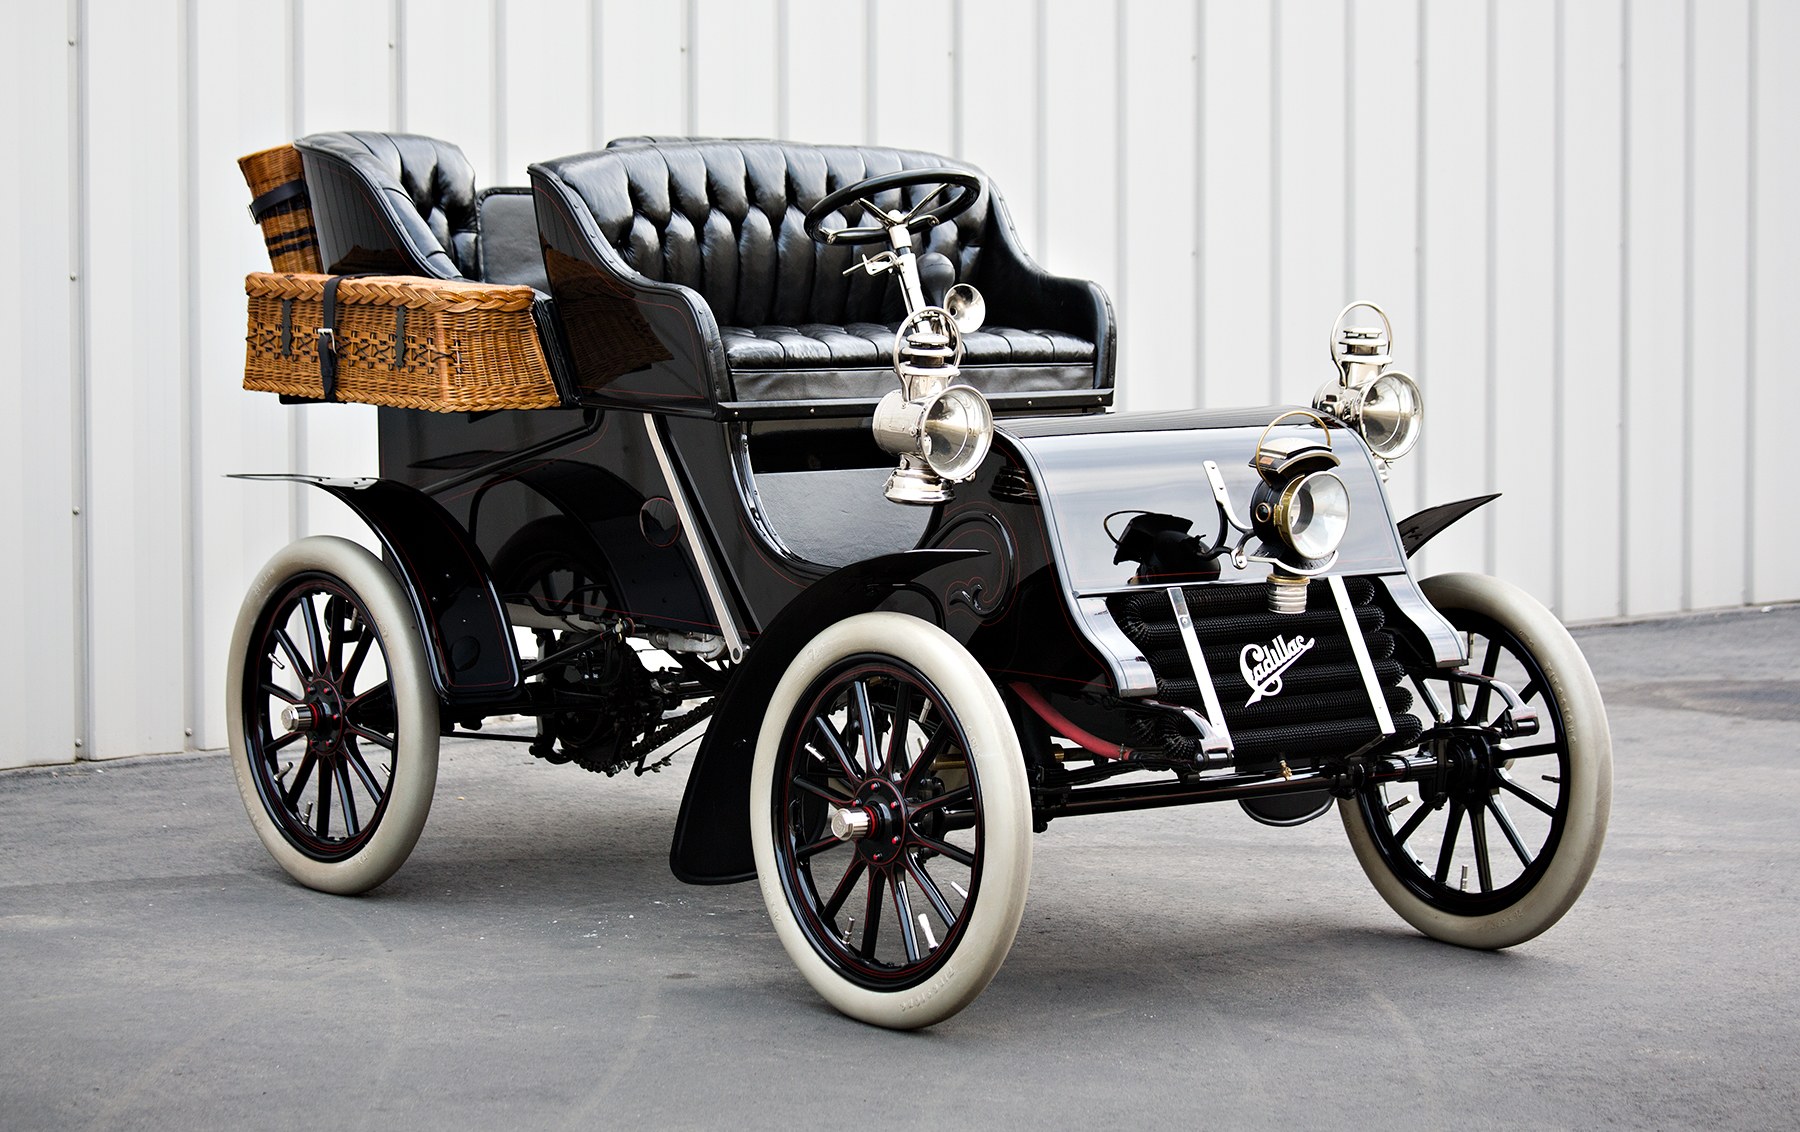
1240,634,1315,706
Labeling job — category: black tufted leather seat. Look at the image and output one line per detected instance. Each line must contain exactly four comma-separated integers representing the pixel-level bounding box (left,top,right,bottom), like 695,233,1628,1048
295,132,547,291
529,139,1114,410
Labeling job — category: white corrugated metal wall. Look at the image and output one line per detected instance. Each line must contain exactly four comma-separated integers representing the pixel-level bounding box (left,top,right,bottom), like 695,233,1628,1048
2,0,1794,768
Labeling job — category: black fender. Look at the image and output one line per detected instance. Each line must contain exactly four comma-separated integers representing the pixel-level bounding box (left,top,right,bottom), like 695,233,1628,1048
232,474,521,705
669,548,980,885
1397,494,1500,557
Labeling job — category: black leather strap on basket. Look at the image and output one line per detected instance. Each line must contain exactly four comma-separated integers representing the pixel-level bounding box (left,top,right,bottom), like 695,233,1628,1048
316,273,379,403
247,178,308,222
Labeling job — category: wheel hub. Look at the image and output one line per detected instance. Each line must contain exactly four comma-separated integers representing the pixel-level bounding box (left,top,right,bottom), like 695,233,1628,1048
844,778,907,866
295,678,346,753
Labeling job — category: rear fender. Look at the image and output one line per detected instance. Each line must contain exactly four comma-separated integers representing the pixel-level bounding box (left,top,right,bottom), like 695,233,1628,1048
669,548,979,885
232,474,521,706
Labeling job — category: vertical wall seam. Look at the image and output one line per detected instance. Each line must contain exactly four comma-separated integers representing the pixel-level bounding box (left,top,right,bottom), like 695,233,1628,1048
1032,0,1047,253
1414,0,1428,523
391,0,406,130
70,0,93,757
1193,0,1206,408
1617,0,1631,615
1114,0,1128,382
1343,0,1355,300
949,0,963,157
601,0,615,145
287,0,307,539
492,0,506,180
776,0,791,139
684,0,698,136
865,0,878,143
181,0,201,749
1679,0,1694,610
1482,0,1498,575
1268,0,1282,404
1550,0,1565,616
1743,0,1758,603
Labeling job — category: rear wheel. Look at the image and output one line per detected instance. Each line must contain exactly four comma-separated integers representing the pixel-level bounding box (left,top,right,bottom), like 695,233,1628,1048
750,612,1031,1029
227,537,439,894
1341,572,1611,948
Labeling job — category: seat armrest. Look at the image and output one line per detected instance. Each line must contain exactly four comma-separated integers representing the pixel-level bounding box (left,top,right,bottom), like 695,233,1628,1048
968,193,1117,392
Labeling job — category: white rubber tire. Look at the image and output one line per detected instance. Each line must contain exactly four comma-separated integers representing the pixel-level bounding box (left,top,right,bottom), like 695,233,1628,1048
1340,572,1612,948
227,536,440,895
750,612,1032,1029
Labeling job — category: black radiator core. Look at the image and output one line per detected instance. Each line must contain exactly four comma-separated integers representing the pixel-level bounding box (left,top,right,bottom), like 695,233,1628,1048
1108,577,1420,766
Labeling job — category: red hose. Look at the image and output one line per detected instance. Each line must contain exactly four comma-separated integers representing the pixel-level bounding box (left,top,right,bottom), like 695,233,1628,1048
1009,682,1130,760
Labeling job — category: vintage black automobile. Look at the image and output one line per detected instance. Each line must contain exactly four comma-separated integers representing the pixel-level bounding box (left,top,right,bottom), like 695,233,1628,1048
229,132,1612,1028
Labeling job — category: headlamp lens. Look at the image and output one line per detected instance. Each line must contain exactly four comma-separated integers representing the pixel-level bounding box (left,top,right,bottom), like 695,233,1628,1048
1357,372,1422,459
920,385,994,481
1279,471,1350,560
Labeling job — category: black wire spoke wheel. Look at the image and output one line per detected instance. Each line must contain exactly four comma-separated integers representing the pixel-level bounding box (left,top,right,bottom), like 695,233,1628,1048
1341,573,1611,948
751,612,1030,1029
774,659,981,989
245,575,396,860
228,537,439,895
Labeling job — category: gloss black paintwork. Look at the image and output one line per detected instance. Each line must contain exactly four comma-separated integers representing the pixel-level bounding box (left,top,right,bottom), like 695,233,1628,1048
231,474,521,704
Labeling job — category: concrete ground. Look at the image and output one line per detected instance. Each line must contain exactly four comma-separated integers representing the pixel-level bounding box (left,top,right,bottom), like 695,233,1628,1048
2,605,1795,1130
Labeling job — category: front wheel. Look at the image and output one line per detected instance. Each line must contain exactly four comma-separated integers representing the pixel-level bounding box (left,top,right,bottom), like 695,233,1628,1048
1341,572,1612,948
750,612,1032,1029
227,536,440,894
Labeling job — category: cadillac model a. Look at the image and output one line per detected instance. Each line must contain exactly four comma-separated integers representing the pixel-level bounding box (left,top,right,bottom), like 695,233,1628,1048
227,131,1612,1028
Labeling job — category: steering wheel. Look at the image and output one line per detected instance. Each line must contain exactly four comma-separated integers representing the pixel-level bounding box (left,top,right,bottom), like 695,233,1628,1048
803,167,984,246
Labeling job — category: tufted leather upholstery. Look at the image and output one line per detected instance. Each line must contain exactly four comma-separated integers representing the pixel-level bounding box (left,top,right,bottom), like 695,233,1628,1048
530,139,1112,405
297,132,480,279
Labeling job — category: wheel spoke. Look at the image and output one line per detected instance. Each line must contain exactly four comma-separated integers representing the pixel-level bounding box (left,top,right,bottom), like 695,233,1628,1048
1498,771,1558,817
324,596,346,677
906,854,958,927
344,743,386,803
273,628,313,682
902,726,954,793
793,775,853,806
347,681,392,713
346,722,396,752
315,760,334,837
282,750,317,808
811,715,860,783
1390,790,1435,847
260,681,301,705
1433,800,1465,885
1486,796,1533,867
850,680,880,777
1410,673,1450,724
299,593,328,676
908,783,972,817
1498,740,1562,761
340,628,374,690
1518,677,1542,704
332,759,360,837
1472,637,1500,721
266,730,304,755
796,833,841,861
892,877,922,962
1469,805,1494,892
823,858,867,920
885,680,913,777
912,832,976,868
860,870,885,955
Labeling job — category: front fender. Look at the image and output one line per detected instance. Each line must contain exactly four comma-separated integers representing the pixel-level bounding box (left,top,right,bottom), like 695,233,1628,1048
232,474,521,705
669,548,978,885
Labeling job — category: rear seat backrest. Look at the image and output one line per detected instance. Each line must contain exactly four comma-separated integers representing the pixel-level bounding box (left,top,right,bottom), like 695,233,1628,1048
296,132,480,279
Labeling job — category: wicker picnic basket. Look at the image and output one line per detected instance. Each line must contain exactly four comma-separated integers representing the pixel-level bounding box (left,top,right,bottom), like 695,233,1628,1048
238,145,321,274
243,272,563,412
